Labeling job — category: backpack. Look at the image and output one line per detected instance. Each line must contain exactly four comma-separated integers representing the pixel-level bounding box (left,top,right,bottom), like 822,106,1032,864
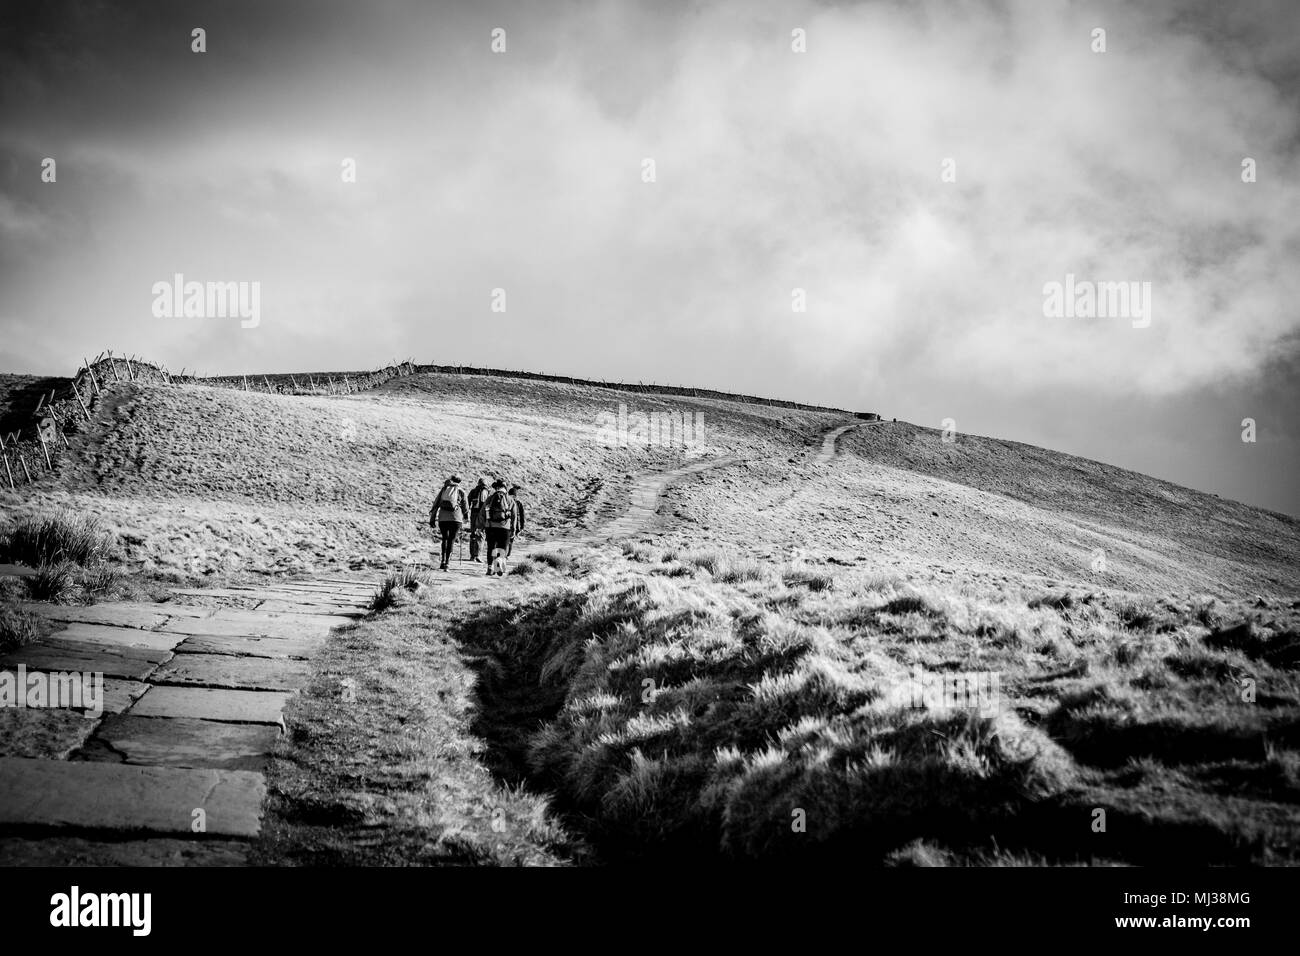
434,486,462,521
486,490,512,523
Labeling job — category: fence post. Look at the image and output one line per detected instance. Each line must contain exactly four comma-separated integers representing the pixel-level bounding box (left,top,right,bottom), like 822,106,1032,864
17,451,31,483
47,408,70,448
0,436,13,490
70,380,91,421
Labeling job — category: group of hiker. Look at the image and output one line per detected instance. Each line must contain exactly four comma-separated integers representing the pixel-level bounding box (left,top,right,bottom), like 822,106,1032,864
430,476,526,575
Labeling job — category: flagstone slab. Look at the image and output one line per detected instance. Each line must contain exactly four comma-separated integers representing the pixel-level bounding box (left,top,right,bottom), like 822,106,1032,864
86,714,280,771
248,600,365,617
0,757,264,837
151,653,312,691
0,646,162,682
0,671,146,716
101,678,151,714
30,603,169,629
171,632,326,660
127,686,292,726
46,622,187,653
270,585,373,598
40,636,172,665
157,605,220,619
0,708,99,760
157,611,340,639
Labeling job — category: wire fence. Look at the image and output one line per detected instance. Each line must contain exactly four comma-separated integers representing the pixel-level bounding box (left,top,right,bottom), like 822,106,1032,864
192,360,418,395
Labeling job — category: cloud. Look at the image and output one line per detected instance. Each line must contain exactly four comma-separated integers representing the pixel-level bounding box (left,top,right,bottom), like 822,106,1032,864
1,0,1297,508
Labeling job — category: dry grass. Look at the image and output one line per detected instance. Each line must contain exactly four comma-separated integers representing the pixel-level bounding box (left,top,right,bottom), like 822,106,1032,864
0,511,131,605
0,598,44,652
368,567,434,613
448,550,1300,864
256,594,581,866
1,510,114,567
654,423,1300,600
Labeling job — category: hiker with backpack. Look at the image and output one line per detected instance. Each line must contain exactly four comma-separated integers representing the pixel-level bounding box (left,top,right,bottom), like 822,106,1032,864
482,479,516,576
506,485,525,557
430,475,469,571
466,477,489,562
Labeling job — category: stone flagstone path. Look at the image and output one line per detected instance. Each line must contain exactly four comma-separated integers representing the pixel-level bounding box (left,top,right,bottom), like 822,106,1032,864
0,574,375,864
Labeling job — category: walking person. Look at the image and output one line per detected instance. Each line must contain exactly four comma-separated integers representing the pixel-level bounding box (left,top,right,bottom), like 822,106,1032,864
482,479,516,576
430,475,468,571
466,477,489,562
506,485,526,557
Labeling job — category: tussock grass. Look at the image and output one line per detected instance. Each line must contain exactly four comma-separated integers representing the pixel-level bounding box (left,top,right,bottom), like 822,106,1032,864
529,550,574,572
620,542,662,563
450,552,1300,864
783,568,837,592
460,570,1078,862
683,549,769,584
1,511,114,568
77,563,123,600
24,562,80,603
1205,621,1300,668
369,567,433,613
879,593,941,617
1029,592,1075,612
0,599,44,652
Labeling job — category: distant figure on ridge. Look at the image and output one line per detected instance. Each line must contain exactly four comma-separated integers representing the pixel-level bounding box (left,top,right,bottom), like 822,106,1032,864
482,479,516,576
466,477,489,563
430,475,468,571
507,484,526,557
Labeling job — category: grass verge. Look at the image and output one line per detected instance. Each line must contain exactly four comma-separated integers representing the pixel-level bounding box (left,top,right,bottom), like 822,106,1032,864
254,588,582,866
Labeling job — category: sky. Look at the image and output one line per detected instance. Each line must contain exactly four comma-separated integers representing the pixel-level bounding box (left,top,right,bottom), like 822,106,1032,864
1,0,1297,514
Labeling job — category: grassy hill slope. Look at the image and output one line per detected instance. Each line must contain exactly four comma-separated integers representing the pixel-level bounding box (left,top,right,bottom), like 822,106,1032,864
647,422,1298,599
2,372,841,578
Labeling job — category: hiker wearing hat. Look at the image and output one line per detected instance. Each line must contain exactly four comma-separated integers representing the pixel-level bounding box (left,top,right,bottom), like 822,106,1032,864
466,477,489,562
430,475,468,571
482,479,516,576
506,485,526,557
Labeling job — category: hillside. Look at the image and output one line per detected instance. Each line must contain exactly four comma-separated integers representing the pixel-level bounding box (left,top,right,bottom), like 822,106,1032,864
1,372,842,578
0,369,1294,598
643,422,1299,600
